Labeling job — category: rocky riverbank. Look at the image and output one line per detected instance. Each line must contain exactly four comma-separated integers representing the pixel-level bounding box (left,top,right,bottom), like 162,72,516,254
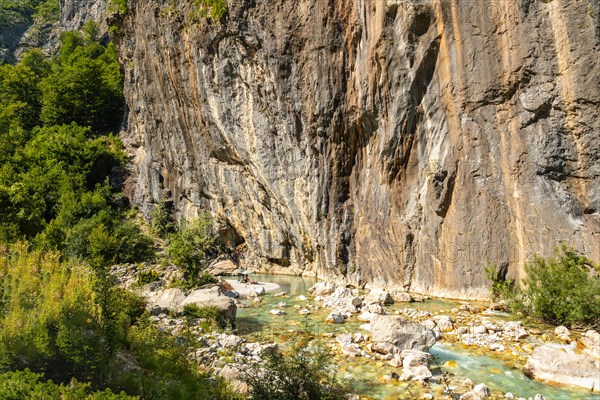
305,282,600,398
109,265,599,399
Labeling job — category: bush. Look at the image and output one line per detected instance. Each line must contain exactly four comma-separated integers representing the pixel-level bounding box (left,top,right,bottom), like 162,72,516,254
484,264,522,310
166,215,220,287
108,0,128,14
488,244,600,329
0,369,135,399
522,244,600,328
181,304,226,330
191,0,227,21
242,342,350,400
150,199,176,238
136,269,160,285
0,242,112,382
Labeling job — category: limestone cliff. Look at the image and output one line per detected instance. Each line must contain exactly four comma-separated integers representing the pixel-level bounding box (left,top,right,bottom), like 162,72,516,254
112,0,599,299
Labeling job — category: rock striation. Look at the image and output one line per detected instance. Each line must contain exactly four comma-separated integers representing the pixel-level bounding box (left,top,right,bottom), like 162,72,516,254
115,0,600,299
25,0,594,299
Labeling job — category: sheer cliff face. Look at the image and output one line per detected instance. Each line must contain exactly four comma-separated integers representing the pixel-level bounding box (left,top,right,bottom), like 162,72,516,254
117,0,600,298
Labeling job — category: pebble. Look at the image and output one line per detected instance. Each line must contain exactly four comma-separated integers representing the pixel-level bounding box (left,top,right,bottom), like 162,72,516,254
269,309,285,315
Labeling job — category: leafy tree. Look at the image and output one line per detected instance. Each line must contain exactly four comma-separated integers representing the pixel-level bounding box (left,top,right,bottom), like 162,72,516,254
40,36,124,133
166,215,219,287
0,34,153,267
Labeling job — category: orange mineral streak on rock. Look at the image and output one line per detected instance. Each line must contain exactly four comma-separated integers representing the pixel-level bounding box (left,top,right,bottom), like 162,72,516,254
101,0,600,299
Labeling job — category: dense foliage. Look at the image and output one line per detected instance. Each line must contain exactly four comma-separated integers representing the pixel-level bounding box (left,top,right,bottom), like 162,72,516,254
0,243,240,399
0,25,154,269
242,341,350,400
0,369,135,399
486,244,600,329
165,215,220,287
0,0,58,27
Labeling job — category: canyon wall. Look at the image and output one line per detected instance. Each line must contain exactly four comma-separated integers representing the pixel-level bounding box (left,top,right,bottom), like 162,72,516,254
113,0,600,298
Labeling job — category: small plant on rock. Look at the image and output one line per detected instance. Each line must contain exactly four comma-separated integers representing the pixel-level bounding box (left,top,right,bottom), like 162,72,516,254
136,269,160,286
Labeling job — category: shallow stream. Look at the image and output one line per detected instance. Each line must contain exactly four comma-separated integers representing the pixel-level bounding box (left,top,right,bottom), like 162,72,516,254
234,274,599,400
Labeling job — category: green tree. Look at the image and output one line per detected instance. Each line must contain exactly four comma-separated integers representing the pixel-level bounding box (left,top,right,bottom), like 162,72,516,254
166,215,219,287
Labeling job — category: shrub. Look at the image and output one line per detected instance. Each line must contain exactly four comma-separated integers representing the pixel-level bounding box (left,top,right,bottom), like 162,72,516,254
522,244,600,329
488,244,600,329
0,242,111,382
136,269,160,285
108,0,128,14
150,199,176,238
181,304,226,330
241,342,350,400
166,215,220,287
484,262,520,307
0,242,240,399
191,0,227,21
0,369,135,399
113,220,155,264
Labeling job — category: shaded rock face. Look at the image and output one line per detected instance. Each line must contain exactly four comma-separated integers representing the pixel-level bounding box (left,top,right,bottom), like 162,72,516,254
117,0,600,298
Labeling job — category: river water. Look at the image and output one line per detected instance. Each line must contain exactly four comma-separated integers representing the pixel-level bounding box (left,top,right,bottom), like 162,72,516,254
234,274,599,400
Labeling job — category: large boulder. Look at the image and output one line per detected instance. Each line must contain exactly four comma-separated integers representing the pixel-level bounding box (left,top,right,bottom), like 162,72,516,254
308,282,336,296
144,287,186,315
523,345,600,392
322,287,362,312
364,288,394,305
370,315,436,354
580,330,600,359
432,315,454,332
181,286,237,328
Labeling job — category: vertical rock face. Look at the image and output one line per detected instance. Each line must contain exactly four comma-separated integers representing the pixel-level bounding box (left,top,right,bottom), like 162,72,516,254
117,0,600,298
